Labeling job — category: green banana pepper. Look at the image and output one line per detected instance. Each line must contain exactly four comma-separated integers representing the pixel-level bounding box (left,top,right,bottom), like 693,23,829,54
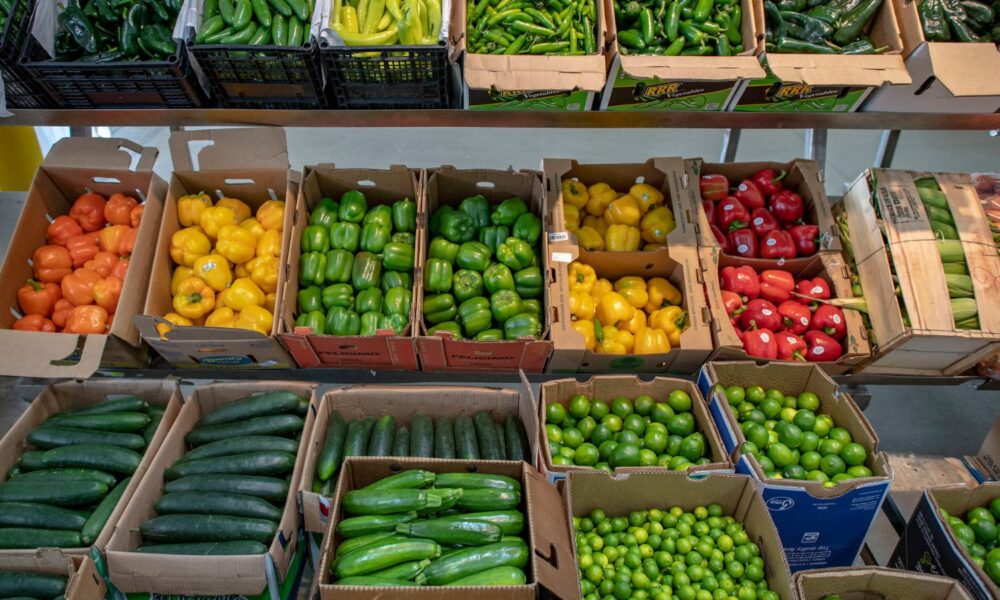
456,241,492,272
428,320,462,339
384,287,412,317
322,283,355,310
479,225,510,256
459,195,491,230
309,197,339,227
360,223,391,254
458,297,492,337
392,198,417,233
330,222,361,252
504,312,542,340
392,232,415,246
297,285,323,313
429,205,454,236
339,190,368,223
424,293,458,324
484,263,515,294
513,213,542,245
496,237,536,271
382,242,414,272
521,298,542,317
324,249,354,283
491,289,524,324
380,314,408,335
514,266,543,299
301,224,329,253
475,328,504,341
326,306,361,336
452,269,485,303
491,197,528,226
360,311,381,336
356,288,383,314
363,205,393,230
381,271,412,294
299,252,326,287
352,252,382,290
295,310,325,334
429,237,460,265
424,258,454,293
439,210,476,244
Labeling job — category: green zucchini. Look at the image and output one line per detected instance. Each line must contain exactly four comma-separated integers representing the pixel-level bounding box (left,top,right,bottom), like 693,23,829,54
27,426,146,450
0,527,83,549
164,452,296,480
434,473,521,493
409,415,434,458
455,489,520,511
361,469,435,492
367,416,396,457
434,417,455,459
454,416,479,460
164,475,288,503
396,518,502,546
392,426,410,456
446,566,526,586
136,541,268,555
504,416,529,462
423,488,463,514
81,476,131,545
17,451,46,472
140,514,278,544
11,468,116,487
337,512,418,538
186,414,304,446
63,395,148,416
0,480,109,507
335,531,397,557
334,576,422,586
0,502,88,531
473,411,502,460
343,489,441,516
344,417,376,457
143,406,166,447
40,444,141,475
317,411,348,481
155,491,282,521
196,391,303,428
493,422,507,459
0,571,67,598
422,539,529,585
369,559,431,581
439,511,525,535
333,539,441,578
179,436,299,463
47,412,149,432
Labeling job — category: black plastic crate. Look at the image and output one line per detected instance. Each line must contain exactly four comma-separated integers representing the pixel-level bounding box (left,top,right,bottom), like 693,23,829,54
0,0,55,108
188,41,328,109
321,42,450,109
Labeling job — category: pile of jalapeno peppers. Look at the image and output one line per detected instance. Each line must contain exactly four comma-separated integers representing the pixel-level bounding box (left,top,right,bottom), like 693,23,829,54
53,0,181,61
195,0,314,46
612,0,743,56
764,0,888,54
918,0,999,43
466,0,598,55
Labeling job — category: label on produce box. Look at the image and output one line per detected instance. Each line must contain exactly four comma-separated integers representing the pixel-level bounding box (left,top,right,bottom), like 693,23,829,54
603,74,737,111
729,77,871,113
466,87,594,111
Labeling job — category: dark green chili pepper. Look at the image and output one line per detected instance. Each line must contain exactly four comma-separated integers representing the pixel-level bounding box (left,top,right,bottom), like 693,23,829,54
777,0,806,10
919,0,950,40
141,24,177,56
219,0,235,24
120,1,143,54
220,20,256,43
833,0,883,45
716,31,731,54
781,10,833,42
694,19,721,33
725,4,741,42
249,22,271,43
582,15,595,52
143,0,170,23
618,28,647,48
251,0,272,27
764,0,784,42
510,19,556,35
197,15,225,42
232,0,252,28
639,7,654,42
663,35,685,53
267,0,293,17
205,25,234,42
286,14,303,46
945,9,983,39
692,0,712,21
666,0,681,38
681,44,713,53
203,0,219,20
774,35,836,52
505,33,527,52
624,0,642,16
678,19,706,42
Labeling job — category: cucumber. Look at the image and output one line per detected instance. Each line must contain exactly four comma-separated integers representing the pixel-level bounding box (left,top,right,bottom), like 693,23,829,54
343,490,441,516
186,414,304,446
439,511,524,535
164,452,296,480
40,444,141,475
494,422,507,459
473,411,502,460
334,576,422,586
333,539,441,579
12,468,116,487
0,480,109,507
344,417,376,457
27,426,146,450
409,415,434,458
392,426,410,456
317,411,347,482
361,470,435,492
196,391,303,428
369,559,431,580
47,412,149,432
18,451,46,471
0,571,67,598
295,397,310,416
504,416,530,462
0,502,88,531
5,465,19,478
337,512,417,538
367,416,396,457
140,514,277,544
0,527,83,549
434,473,522,493
454,416,479,460
180,436,299,463
81,476,131,545
143,406,166,447
63,395,149,416
423,539,529,585
321,479,334,496
335,531,397,557
155,491,283,522
434,417,455,459
446,566,526,586
455,489,521,511
136,541,268,555
396,518,502,546
164,475,288,503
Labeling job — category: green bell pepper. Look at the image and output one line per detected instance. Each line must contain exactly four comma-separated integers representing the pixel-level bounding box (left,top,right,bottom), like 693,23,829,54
429,237,460,265
384,287,412,317
496,237,535,271
392,198,417,233
428,320,462,339
356,288,383,314
424,293,457,325
459,194,491,230
514,266,543,299
297,285,322,313
424,258,453,293
381,271,412,294
429,205,454,237
330,222,361,252
521,298,542,317
513,213,542,245
339,190,368,223
363,205,393,230
309,197,339,227
324,249,354,284
475,328,504,341
491,197,528,226
484,263,515,294
360,223,391,254
299,252,326,287
456,241,492,273
380,313,408,335
452,269,484,303
360,311,381,336
439,210,476,244
322,283,355,310
295,310,325,335
478,225,509,256
458,297,492,337
504,312,542,340
352,252,382,291
326,306,361,336
301,224,330,253
392,232,415,246
382,242,414,272
491,289,524,324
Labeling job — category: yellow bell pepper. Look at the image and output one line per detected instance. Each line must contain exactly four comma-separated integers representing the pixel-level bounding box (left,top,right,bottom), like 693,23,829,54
599,326,633,354
583,215,609,238
576,226,605,251
571,319,597,351
585,183,618,217
634,327,671,354
257,200,285,231
615,276,649,309
217,288,230,309
564,204,580,233
205,306,238,328
264,292,276,312
570,291,596,321
199,206,238,240
216,197,251,223
171,266,195,295
240,217,265,239
193,253,233,291
649,305,687,348
646,277,683,311
605,224,642,252
170,227,211,267
234,263,250,278
177,192,212,227
562,179,589,209
247,255,279,293
641,206,676,244
597,292,635,327
618,308,647,335
630,183,664,214
225,277,266,311
233,305,274,335
156,312,194,337
172,277,216,320
569,262,596,293
256,229,282,259
216,224,258,264
591,278,613,303
604,196,642,227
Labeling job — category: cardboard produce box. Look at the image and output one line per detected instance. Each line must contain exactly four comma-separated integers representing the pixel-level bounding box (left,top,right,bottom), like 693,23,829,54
106,381,318,597
891,483,1000,600
417,166,552,372
564,470,796,599
0,554,106,600
134,128,297,369
963,417,1000,484
698,361,892,572
299,382,537,533
537,376,731,482
0,137,166,377
794,566,975,599
0,379,181,558
316,456,579,599
279,165,423,370
841,169,1000,376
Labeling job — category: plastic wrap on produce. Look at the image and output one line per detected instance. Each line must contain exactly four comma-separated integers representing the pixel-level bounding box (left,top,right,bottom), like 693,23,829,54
318,0,450,46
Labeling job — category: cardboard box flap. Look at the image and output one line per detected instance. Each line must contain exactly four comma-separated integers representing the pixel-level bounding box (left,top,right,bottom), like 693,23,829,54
0,331,106,378
464,54,607,92
622,55,765,80
973,418,1000,481
169,128,289,172
795,567,975,599
0,549,76,575
43,138,158,173
927,43,1000,96
523,466,579,600
765,54,911,86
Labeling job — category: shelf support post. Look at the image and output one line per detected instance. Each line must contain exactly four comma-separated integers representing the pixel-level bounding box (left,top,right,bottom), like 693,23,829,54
875,130,901,168
720,129,742,162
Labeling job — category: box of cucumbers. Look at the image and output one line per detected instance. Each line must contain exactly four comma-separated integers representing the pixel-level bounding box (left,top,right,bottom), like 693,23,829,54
0,554,107,600
105,382,317,597
0,380,182,555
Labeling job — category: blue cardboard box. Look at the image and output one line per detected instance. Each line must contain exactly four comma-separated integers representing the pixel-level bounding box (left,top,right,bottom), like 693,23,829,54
697,361,893,572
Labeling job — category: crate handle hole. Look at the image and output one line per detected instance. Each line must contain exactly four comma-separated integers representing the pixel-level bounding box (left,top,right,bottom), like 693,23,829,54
357,179,377,187
224,178,255,185
914,76,936,96
476,181,495,189
116,144,143,172
92,177,121,184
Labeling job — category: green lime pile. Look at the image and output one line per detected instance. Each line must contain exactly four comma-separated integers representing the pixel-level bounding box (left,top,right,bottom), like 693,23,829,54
717,384,873,486
941,499,1000,585
545,391,710,472
574,504,781,600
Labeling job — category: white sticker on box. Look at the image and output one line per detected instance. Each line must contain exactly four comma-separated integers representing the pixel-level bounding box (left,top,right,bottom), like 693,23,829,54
551,252,573,263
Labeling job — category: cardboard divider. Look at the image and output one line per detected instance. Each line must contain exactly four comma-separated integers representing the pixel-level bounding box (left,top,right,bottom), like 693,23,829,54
316,456,579,599
278,164,423,370
106,381,318,597
298,381,537,533
0,379,182,558
418,166,553,372
0,137,166,377
794,566,975,599
0,553,107,600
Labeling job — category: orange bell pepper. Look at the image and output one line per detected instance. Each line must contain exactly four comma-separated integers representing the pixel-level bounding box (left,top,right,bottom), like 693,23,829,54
84,251,118,277
13,314,56,332
66,232,100,267
51,299,73,329
111,257,129,281
117,227,138,256
99,225,127,255
64,305,108,334
104,193,138,226
217,197,252,223
130,204,144,228
33,245,72,283
46,215,83,246
93,275,124,314
69,192,107,232
61,268,102,306
17,279,61,317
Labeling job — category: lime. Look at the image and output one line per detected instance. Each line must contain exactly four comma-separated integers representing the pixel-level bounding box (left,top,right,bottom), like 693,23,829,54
738,402,756,418
767,430,779,447
799,431,820,453
847,465,873,478
624,413,648,435
667,434,683,456
552,455,573,466
547,402,567,425
745,423,769,450
797,392,820,412
969,507,995,524
782,396,798,409
818,439,844,457
612,397,634,418
744,409,767,426
793,410,816,432
610,443,641,468
953,523,976,548
645,429,668,454
989,498,1000,523
634,395,655,416
971,519,999,546
647,422,667,435
576,443,600,466
840,443,867,467
652,403,675,425
563,415,578,428
986,549,1000,585
669,456,692,471
598,440,618,461
559,446,576,460
590,399,610,420
669,390,693,413
779,407,798,423
591,424,613,446
679,433,706,462
746,386,765,404
617,430,640,446
812,417,832,438
800,451,822,471
546,424,563,443
668,413,696,437
563,427,585,449
570,394,592,419
764,389,785,404
639,449,658,466
603,414,624,433
756,454,775,473
828,427,853,444
775,422,804,449
578,416,597,441
806,470,829,482
759,398,782,420
820,454,847,477
725,385,746,407
767,442,795,468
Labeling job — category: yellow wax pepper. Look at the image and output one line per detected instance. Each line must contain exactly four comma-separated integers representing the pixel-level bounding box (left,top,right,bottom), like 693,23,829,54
597,292,635,327
247,255,279,293
605,224,642,252
205,307,239,328
634,327,671,354
576,227,605,251
216,197,251,223
585,183,617,217
562,179,589,209
264,292,276,312
604,196,642,227
156,312,194,337
240,217,266,239
641,206,676,244
571,319,597,351
193,253,233,291
618,309,647,335
630,183,663,213
570,291,596,321
569,262,596,293
645,277,683,312
257,200,285,231
234,263,250,278
615,276,649,309
171,266,195,295
216,224,258,264
170,227,211,267
583,215,608,238
564,204,580,233
256,229,282,259
649,305,686,347
590,278,613,303
224,278,266,311
177,192,212,227
199,206,238,240
599,326,633,354
233,305,274,335
172,277,215,320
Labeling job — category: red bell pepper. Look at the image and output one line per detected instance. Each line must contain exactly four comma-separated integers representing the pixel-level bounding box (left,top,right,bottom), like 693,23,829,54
811,304,846,340
720,265,760,301
721,290,745,317
804,330,843,362
776,332,808,361
796,277,831,305
750,207,780,238
759,230,796,259
728,228,758,258
777,300,812,334
700,174,729,202
769,190,804,224
740,299,782,331
718,197,750,232
759,270,795,304
789,224,819,256
702,200,716,225
711,224,731,253
751,168,786,196
743,328,778,359
734,179,766,211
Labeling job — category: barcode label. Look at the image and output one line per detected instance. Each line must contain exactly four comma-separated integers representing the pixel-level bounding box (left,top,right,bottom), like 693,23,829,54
879,183,921,224
549,231,570,243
